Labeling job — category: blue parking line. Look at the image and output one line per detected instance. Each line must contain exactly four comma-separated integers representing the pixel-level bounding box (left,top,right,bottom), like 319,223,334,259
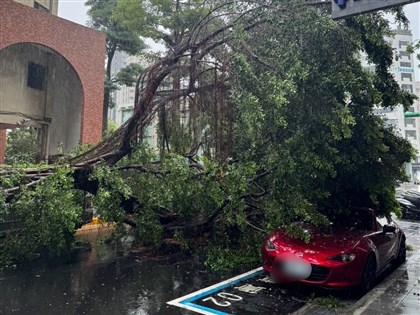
167,267,264,315
180,269,265,304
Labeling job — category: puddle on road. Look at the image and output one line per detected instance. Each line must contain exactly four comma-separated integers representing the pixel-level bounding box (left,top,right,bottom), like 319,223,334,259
0,226,224,315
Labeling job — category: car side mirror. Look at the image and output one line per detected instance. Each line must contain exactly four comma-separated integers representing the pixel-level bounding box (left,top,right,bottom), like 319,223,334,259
383,225,396,234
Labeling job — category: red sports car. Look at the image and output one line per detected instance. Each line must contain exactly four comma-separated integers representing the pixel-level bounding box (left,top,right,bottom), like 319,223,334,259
262,208,406,294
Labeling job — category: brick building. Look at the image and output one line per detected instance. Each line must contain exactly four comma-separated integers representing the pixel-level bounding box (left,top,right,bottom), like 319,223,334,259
0,0,105,163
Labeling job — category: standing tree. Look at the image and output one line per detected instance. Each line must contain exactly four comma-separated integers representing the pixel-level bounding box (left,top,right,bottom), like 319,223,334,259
86,0,145,133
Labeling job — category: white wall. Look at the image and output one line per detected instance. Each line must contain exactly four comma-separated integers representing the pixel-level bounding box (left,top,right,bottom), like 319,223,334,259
0,44,49,124
0,43,82,155
47,51,82,155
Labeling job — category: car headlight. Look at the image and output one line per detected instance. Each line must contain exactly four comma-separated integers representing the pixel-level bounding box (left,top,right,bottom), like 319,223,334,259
265,240,278,251
329,253,356,262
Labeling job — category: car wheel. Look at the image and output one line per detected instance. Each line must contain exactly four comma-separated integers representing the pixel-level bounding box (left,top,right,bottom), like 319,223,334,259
395,238,406,266
357,255,376,296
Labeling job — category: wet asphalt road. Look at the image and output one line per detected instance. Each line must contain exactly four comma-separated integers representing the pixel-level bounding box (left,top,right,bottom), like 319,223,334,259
0,247,225,315
0,218,419,315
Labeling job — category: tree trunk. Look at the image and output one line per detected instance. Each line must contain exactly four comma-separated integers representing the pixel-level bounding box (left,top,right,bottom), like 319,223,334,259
103,45,116,134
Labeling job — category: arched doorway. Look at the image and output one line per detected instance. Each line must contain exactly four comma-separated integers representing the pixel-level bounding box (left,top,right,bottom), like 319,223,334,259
0,43,83,163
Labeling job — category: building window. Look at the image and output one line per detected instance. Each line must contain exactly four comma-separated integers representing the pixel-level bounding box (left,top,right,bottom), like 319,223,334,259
400,62,412,68
34,1,49,13
399,41,409,48
401,84,413,93
408,106,415,112
385,119,398,127
399,51,411,60
401,73,413,82
374,107,393,115
405,118,416,128
27,62,46,91
121,108,134,124
405,130,417,140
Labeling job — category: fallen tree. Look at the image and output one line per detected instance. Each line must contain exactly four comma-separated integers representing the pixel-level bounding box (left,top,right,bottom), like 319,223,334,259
0,0,416,268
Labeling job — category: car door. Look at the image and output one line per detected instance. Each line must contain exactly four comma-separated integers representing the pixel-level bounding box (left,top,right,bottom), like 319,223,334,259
369,217,396,270
385,218,399,258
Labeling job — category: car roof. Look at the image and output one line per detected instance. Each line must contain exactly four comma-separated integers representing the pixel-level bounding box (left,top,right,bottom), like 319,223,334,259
397,197,415,207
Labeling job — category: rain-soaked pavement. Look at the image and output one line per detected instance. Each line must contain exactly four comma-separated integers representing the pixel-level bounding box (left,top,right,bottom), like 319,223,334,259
0,227,228,315
1,218,419,315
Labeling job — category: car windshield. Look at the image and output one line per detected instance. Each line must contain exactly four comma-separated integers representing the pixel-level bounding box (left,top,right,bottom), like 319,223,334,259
321,208,374,231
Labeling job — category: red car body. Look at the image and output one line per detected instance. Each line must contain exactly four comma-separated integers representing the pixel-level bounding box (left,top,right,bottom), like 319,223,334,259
262,208,406,289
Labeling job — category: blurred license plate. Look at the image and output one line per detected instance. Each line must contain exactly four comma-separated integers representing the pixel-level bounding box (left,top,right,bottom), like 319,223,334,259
282,258,312,280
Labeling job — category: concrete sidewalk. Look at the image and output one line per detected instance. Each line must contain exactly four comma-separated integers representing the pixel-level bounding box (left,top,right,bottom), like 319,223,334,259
295,219,420,315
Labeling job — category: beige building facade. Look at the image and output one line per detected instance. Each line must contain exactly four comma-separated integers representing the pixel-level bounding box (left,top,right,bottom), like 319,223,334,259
377,29,419,180
14,0,58,15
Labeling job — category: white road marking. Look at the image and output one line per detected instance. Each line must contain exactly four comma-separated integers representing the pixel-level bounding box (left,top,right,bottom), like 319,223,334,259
167,267,264,315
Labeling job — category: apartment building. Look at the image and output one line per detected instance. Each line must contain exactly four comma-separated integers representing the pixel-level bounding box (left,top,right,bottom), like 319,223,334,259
110,52,158,148
110,52,138,126
413,81,420,178
373,28,419,180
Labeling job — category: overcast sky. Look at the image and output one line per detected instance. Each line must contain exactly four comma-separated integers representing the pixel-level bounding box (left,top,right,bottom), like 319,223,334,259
57,0,419,79
58,0,89,26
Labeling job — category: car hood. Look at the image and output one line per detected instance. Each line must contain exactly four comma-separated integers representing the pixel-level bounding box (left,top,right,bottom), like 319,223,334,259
269,225,367,262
